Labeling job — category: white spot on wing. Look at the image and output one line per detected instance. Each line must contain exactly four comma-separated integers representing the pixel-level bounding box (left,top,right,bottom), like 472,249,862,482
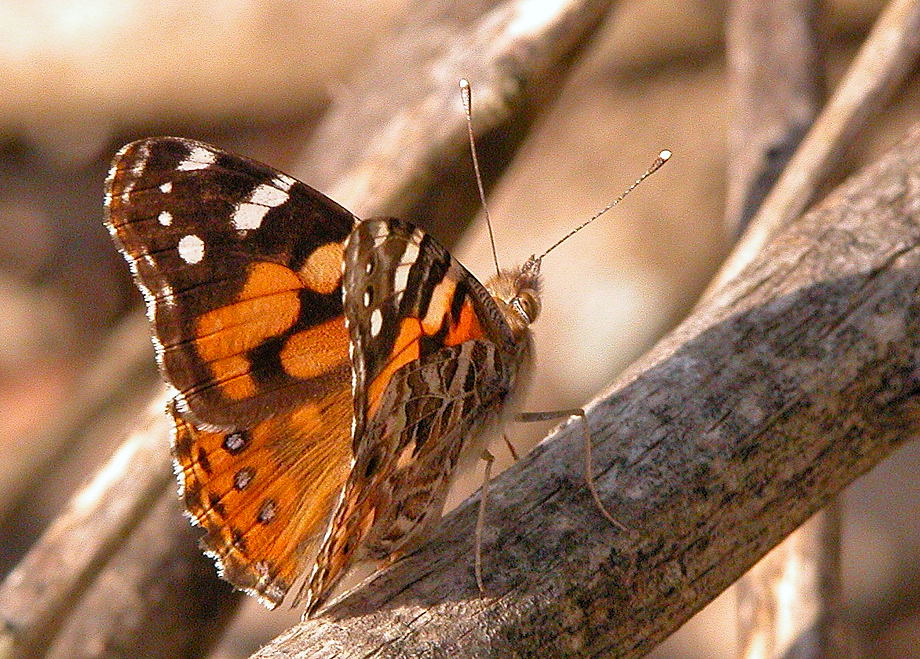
232,184,290,231
370,308,383,337
393,240,418,294
176,146,217,171
178,234,205,264
159,181,172,193
232,203,270,231
249,184,289,207
372,226,390,247
158,211,173,226
272,174,296,191
402,240,420,264
394,262,412,294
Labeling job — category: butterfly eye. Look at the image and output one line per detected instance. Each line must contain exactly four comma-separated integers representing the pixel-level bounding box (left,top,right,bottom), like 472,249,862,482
514,291,540,324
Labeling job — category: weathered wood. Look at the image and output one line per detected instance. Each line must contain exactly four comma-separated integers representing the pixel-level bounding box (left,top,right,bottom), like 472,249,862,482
724,3,847,656
253,123,920,658
298,0,619,246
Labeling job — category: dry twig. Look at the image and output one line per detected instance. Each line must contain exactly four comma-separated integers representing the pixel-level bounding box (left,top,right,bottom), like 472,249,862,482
724,0,822,237
707,0,920,296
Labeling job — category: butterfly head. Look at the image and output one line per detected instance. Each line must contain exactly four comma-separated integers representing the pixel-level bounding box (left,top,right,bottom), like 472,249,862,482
485,255,542,337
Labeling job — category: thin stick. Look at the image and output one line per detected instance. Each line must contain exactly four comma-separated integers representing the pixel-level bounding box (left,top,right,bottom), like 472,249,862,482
475,450,495,594
703,0,920,298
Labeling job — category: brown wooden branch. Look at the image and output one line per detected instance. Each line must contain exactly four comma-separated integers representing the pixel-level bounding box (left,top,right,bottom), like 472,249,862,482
252,123,920,658
0,397,173,659
737,503,847,659
724,0,822,237
724,3,848,657
706,0,920,297
47,489,239,659
0,0,620,657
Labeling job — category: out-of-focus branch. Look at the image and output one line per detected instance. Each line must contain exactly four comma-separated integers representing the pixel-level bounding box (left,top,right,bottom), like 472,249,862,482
0,398,173,659
724,0,822,237
706,0,920,297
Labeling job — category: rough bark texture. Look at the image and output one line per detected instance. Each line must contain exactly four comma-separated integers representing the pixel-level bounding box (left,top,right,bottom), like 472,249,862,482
724,2,847,656
253,124,920,658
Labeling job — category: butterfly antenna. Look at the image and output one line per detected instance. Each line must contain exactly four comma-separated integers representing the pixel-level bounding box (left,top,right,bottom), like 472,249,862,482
536,149,672,263
460,78,501,278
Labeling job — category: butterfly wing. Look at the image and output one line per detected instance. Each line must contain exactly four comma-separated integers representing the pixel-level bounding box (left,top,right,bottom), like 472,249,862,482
170,393,351,607
106,137,357,607
106,137,355,430
303,218,527,614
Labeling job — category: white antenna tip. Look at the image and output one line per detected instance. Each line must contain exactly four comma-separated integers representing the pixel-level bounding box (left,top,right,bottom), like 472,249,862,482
459,78,471,113
659,149,672,160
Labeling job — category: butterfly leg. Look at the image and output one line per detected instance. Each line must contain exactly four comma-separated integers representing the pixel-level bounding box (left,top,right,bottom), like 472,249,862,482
502,433,520,461
516,409,629,533
475,449,495,595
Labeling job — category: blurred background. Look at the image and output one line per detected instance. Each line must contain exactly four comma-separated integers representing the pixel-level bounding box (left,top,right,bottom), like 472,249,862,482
1,0,918,656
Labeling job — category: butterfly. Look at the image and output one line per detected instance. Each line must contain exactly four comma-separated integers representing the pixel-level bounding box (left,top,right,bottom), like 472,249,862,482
104,136,549,616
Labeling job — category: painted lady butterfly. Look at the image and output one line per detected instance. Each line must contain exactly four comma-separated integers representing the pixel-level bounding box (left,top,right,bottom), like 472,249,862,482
105,111,668,616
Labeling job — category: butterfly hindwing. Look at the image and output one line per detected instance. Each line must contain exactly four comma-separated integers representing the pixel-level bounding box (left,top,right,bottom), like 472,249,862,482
171,391,352,608
105,137,356,430
303,219,526,613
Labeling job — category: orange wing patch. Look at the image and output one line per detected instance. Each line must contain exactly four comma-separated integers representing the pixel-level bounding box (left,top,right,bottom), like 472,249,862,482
367,318,422,416
299,242,344,294
172,387,352,608
279,316,349,380
191,258,348,400
366,285,487,416
193,262,302,400
445,298,485,346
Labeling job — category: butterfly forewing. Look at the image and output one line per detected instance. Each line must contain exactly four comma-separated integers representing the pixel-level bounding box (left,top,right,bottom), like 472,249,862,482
106,137,358,607
105,137,356,430
107,139,538,616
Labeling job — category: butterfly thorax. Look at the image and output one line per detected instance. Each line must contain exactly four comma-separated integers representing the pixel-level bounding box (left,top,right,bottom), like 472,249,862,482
483,256,542,341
